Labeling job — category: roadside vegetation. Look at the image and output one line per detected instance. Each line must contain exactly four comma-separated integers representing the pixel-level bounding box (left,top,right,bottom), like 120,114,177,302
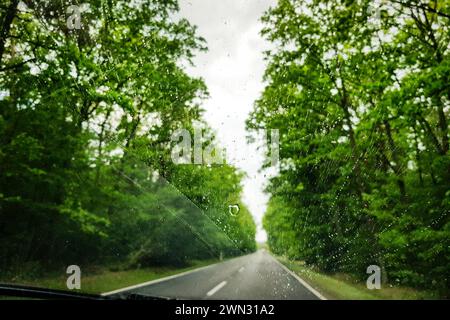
3,259,220,295
249,0,450,299
0,0,256,285
277,257,438,300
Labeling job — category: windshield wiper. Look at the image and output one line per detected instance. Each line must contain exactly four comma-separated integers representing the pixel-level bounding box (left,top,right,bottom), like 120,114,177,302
0,283,172,300
0,283,108,300
106,292,173,300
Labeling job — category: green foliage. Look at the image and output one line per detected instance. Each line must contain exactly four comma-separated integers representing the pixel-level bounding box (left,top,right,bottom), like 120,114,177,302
251,0,450,297
0,0,255,278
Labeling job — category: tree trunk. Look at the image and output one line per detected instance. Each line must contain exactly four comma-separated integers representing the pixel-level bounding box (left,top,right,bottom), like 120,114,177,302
412,124,424,187
0,0,19,65
437,103,449,154
383,120,406,199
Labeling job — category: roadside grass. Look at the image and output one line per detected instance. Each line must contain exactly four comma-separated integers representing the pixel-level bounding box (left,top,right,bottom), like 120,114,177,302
1,259,220,295
277,257,438,300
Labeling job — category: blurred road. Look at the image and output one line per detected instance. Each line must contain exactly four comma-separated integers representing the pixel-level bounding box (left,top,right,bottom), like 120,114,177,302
105,250,324,300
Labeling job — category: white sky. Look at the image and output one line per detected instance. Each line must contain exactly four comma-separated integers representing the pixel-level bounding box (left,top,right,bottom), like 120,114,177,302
177,0,276,242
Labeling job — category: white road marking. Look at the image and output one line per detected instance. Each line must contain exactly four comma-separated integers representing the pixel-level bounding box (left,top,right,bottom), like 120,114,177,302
206,281,227,297
267,252,327,300
101,254,251,296
101,264,217,296
239,267,245,273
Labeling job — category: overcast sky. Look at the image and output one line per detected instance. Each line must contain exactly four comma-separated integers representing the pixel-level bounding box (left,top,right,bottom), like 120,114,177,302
177,0,276,242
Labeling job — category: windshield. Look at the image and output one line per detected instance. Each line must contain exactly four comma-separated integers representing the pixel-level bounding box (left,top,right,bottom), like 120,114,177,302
0,0,448,301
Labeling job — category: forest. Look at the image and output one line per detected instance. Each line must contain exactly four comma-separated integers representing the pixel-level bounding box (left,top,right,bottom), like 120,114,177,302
1,0,449,299
248,0,449,297
0,0,256,281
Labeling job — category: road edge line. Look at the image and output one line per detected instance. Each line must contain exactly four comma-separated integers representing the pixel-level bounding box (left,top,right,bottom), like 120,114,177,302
268,253,327,300
101,254,250,296
101,263,218,296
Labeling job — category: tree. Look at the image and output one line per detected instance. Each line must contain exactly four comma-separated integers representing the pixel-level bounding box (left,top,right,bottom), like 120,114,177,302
251,0,449,296
0,0,255,278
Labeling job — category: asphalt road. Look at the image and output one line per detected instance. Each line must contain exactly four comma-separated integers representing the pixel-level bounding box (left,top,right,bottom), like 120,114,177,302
106,250,324,300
